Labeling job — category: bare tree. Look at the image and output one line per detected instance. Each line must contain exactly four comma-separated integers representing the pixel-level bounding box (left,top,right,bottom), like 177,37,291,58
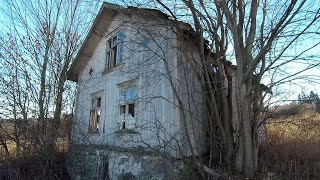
0,0,100,178
103,0,320,177
149,0,320,177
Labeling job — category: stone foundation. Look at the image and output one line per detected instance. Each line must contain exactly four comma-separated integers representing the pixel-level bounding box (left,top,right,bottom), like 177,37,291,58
66,145,183,180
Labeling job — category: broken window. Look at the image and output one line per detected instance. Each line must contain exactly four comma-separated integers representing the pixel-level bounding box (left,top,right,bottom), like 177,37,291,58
118,87,137,130
89,96,102,133
106,32,124,70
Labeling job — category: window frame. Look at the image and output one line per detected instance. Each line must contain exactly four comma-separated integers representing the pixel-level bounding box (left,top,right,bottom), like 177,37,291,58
106,32,124,70
88,93,103,134
117,81,138,131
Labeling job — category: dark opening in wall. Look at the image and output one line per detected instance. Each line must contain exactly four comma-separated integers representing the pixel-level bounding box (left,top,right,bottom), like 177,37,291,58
122,173,136,180
100,156,109,180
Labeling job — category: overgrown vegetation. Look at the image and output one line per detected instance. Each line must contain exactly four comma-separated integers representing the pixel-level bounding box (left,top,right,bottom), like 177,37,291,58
259,104,320,179
0,0,99,179
152,1,320,177
0,117,72,179
0,0,319,178
0,152,70,179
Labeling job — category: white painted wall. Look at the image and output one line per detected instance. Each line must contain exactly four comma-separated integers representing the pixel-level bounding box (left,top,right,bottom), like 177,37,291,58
71,12,206,157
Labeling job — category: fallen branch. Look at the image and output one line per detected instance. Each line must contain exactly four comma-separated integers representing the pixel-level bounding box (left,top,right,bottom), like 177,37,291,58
197,162,227,179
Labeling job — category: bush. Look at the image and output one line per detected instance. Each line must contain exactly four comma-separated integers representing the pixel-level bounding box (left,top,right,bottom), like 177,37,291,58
0,152,71,180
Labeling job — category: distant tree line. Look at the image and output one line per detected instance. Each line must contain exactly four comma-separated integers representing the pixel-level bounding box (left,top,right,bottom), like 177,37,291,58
298,90,320,112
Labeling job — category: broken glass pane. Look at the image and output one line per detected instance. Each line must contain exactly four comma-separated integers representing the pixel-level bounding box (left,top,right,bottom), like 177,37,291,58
120,105,126,114
127,88,137,101
128,103,135,117
97,98,101,107
120,90,126,103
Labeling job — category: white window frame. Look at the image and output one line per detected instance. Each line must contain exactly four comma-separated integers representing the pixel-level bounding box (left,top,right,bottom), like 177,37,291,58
89,93,103,134
106,32,124,70
118,83,137,131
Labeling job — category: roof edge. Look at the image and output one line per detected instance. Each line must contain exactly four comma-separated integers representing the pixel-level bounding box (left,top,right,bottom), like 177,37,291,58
67,3,124,82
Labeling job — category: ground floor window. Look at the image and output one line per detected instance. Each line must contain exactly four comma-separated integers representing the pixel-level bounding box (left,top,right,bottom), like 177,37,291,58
119,87,137,130
89,93,102,133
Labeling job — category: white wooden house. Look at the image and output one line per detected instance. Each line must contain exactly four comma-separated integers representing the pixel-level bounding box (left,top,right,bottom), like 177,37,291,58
67,3,207,180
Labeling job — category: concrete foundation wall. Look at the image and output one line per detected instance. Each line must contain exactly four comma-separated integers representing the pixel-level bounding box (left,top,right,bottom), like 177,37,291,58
67,145,183,180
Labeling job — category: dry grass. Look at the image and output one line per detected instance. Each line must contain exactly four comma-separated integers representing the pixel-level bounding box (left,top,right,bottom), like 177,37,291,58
0,138,71,179
259,111,320,179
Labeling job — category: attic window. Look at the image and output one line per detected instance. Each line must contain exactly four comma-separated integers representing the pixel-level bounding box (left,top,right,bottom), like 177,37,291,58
106,32,124,70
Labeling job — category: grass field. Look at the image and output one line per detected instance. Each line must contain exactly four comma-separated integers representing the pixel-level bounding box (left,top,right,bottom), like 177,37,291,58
1,105,319,179
259,108,320,179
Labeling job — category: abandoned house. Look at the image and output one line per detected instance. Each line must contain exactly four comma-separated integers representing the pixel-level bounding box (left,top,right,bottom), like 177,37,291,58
66,2,209,180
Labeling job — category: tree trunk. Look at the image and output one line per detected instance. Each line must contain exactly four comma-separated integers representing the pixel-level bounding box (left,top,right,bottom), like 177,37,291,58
218,63,234,163
235,130,244,172
0,137,10,157
239,83,254,177
39,43,50,135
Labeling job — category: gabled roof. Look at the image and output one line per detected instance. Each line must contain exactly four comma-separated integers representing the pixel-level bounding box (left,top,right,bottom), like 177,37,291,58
67,3,120,82
67,3,171,82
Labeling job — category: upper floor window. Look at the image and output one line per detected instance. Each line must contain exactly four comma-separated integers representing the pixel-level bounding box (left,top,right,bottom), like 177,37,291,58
89,93,102,134
106,32,124,70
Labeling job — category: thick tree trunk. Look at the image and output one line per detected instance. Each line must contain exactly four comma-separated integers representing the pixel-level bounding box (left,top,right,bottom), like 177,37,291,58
218,63,234,163
253,138,259,171
239,83,254,177
235,130,244,172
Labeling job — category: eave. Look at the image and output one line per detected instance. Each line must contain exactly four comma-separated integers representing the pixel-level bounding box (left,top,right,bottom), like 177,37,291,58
67,3,121,82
